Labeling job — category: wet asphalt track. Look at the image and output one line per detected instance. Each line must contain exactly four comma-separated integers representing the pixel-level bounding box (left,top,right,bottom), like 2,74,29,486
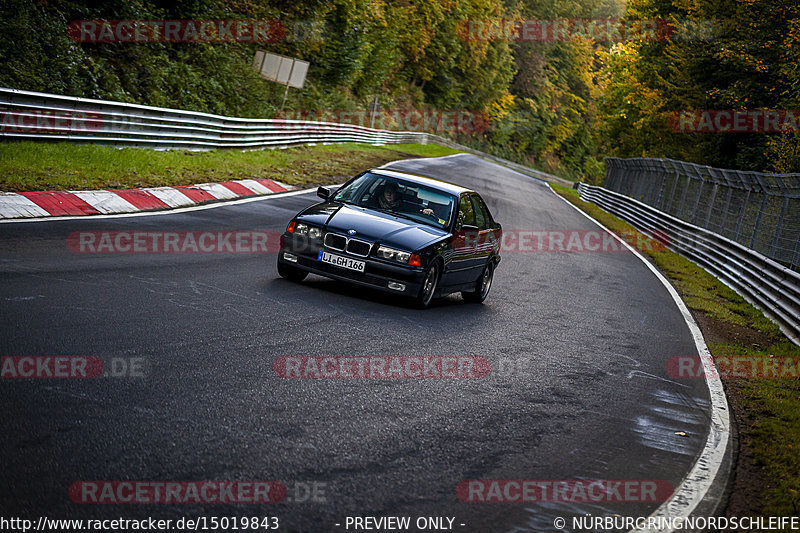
0,154,712,532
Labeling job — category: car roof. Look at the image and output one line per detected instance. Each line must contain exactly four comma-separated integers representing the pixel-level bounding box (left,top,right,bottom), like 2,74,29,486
369,168,473,196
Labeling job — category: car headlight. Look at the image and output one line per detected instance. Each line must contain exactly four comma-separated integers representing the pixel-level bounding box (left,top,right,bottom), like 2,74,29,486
377,245,411,263
290,223,322,239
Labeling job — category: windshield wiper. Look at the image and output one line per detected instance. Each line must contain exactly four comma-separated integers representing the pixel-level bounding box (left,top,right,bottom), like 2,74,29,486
373,208,418,222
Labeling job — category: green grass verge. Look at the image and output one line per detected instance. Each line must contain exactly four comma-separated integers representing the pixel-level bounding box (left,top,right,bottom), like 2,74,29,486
552,183,800,517
0,142,461,192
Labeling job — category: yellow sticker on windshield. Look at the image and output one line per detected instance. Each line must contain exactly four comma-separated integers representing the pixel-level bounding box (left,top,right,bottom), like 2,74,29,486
438,219,446,225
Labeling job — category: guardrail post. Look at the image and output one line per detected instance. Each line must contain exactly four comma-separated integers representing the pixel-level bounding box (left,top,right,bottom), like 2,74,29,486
769,196,789,259
704,182,719,229
691,177,705,224
615,160,625,193
734,190,750,243
627,161,639,195
646,160,662,206
677,174,692,218
666,160,681,213
656,171,667,209
719,186,733,231
750,193,769,250
637,161,646,200
635,161,648,200
619,161,631,195
613,159,623,190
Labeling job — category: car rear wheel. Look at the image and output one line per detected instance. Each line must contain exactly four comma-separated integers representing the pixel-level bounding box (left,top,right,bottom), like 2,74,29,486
415,263,439,308
463,262,494,303
278,261,308,282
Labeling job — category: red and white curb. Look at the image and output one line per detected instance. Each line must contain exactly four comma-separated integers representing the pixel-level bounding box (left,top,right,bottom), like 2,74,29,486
0,178,294,219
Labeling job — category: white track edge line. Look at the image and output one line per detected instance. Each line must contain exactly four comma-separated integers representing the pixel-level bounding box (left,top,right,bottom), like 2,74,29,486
547,184,730,533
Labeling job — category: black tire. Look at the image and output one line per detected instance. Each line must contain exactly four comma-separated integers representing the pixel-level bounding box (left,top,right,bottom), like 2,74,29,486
415,262,440,309
277,260,308,282
462,261,494,303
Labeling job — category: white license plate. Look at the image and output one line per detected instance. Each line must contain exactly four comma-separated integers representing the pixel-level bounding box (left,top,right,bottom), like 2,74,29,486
318,251,366,272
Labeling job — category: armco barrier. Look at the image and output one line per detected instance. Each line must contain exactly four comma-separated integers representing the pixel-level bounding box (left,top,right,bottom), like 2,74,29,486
0,87,571,186
0,87,423,149
604,157,800,271
577,182,800,345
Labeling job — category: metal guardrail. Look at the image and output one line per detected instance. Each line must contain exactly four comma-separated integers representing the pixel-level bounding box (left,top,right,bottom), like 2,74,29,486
577,182,800,345
0,87,571,186
605,157,800,271
0,87,425,149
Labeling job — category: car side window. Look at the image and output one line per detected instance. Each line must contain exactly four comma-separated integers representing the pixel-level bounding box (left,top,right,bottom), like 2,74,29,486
457,194,476,229
470,195,492,230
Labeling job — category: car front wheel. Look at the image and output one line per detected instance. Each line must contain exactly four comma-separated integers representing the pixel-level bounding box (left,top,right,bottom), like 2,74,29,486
415,263,439,308
463,261,494,303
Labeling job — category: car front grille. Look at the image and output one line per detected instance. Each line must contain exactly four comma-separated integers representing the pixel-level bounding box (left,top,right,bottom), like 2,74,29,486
324,232,373,257
324,233,347,251
346,239,372,257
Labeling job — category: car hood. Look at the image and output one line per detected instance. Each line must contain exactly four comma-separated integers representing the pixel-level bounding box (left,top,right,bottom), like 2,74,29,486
298,203,449,250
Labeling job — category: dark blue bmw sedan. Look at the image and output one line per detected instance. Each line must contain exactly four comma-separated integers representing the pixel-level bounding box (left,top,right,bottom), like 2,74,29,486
277,168,501,308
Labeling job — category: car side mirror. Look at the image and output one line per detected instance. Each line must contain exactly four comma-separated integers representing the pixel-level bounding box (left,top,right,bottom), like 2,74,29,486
317,186,333,200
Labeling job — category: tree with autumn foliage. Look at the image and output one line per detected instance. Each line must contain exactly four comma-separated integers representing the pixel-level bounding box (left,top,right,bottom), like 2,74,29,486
598,0,800,172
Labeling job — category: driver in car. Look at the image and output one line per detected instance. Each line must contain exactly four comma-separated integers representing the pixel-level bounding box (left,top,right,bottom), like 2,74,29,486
376,181,435,216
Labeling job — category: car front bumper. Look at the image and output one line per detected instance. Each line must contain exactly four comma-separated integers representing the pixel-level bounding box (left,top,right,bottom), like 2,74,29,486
278,236,426,296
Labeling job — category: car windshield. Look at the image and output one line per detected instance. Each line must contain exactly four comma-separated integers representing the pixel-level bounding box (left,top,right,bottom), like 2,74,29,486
333,172,456,230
